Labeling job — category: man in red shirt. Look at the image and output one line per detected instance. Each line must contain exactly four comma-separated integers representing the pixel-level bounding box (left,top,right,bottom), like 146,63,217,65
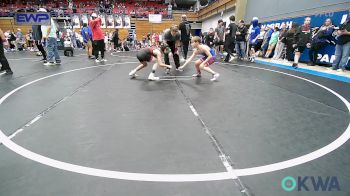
89,13,106,63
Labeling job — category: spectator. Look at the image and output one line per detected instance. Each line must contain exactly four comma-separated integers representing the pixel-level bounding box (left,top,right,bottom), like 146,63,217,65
248,17,261,62
292,17,312,68
26,29,34,51
89,13,106,62
206,28,215,48
330,15,350,72
179,14,191,60
167,3,172,19
0,28,13,75
214,19,225,59
63,37,74,57
260,26,273,57
44,17,61,66
272,24,287,60
235,20,248,60
265,26,280,58
285,22,299,61
15,28,24,51
32,8,48,62
111,28,119,51
81,23,93,59
224,15,237,62
308,18,334,66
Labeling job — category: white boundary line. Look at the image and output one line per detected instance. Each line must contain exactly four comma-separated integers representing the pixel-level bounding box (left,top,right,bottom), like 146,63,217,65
0,64,349,182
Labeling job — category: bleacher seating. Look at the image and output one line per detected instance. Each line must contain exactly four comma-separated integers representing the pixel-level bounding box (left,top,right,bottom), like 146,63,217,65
0,0,169,18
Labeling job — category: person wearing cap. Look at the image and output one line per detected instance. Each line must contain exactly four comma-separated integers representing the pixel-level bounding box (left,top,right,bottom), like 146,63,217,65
43,17,61,66
0,28,13,75
179,14,191,60
235,20,248,60
32,8,48,62
89,13,107,63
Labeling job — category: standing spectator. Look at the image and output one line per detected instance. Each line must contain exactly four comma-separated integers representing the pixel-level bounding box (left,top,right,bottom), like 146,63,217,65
81,23,93,59
71,30,77,48
272,24,287,60
163,25,181,69
285,23,299,61
224,15,237,62
179,14,191,60
104,32,109,51
32,8,48,62
292,17,312,68
44,17,61,66
155,32,160,47
206,28,215,48
248,17,261,62
167,3,172,19
330,15,350,72
111,28,119,51
0,28,13,75
308,18,334,66
89,13,106,62
235,20,248,60
265,26,280,58
215,19,225,59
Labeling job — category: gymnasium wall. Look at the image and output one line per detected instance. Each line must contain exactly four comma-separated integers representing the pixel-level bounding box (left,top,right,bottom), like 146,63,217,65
244,0,350,22
0,11,198,41
201,8,234,33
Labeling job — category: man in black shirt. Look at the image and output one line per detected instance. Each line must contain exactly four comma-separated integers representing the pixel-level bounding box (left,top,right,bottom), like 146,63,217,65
235,20,248,60
163,25,181,69
206,28,215,48
224,15,238,62
331,15,350,72
179,15,191,60
0,28,13,75
32,8,48,63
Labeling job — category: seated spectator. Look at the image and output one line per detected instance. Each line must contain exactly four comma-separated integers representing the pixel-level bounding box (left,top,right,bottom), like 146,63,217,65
330,15,350,72
272,24,287,60
265,26,280,58
292,17,312,68
308,18,334,66
260,26,273,57
64,37,74,57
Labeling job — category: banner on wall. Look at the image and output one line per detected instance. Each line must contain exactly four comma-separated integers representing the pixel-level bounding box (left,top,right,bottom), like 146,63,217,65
80,14,88,26
71,14,80,28
114,15,123,28
149,14,162,23
123,15,131,29
261,9,350,66
100,14,106,28
106,15,114,28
